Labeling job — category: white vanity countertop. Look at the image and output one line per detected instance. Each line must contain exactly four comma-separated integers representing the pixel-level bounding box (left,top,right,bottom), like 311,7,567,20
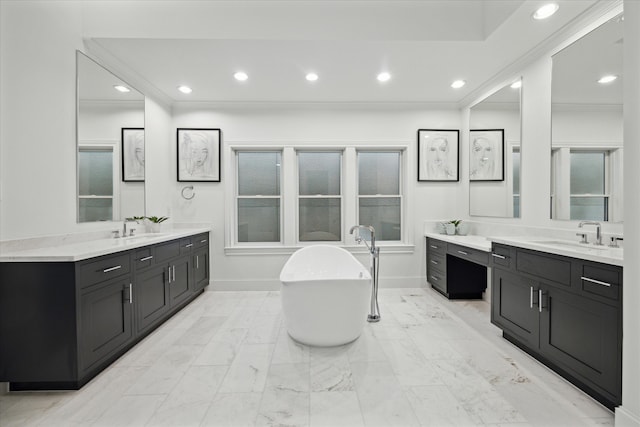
491,236,623,267
425,233,493,252
0,228,211,262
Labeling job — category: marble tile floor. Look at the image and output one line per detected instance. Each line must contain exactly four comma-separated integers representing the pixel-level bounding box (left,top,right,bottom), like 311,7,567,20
0,288,614,426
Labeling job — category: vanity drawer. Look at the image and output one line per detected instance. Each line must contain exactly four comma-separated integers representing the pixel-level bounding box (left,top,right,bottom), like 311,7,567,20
79,252,131,288
428,269,447,293
427,238,447,255
179,237,195,255
491,244,512,268
516,249,571,287
578,263,621,302
194,233,210,249
134,247,154,269
428,252,446,272
154,240,181,264
448,243,489,266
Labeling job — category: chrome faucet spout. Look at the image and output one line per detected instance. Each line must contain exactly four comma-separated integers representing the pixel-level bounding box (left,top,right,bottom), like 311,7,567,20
578,221,602,245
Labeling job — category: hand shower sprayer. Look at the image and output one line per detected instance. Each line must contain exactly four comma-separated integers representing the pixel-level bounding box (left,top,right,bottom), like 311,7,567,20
350,225,381,322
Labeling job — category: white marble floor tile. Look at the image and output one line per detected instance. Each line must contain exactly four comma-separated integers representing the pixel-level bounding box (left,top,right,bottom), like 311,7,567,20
92,394,166,427
310,391,364,427
244,314,282,344
193,328,248,366
405,385,477,427
217,343,274,393
200,392,262,426
380,339,443,386
310,346,355,392
255,389,310,426
264,363,310,393
271,329,311,365
174,315,227,346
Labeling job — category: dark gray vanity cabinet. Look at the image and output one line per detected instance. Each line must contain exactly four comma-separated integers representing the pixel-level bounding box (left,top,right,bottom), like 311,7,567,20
0,231,210,391
491,243,622,410
426,237,489,299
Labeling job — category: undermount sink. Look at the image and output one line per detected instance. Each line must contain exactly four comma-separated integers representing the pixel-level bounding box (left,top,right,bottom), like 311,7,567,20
536,240,609,251
114,233,167,243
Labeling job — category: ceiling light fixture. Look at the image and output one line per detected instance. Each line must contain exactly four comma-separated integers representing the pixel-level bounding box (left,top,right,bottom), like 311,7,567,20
234,71,249,81
451,80,466,89
113,85,130,93
377,72,391,82
177,85,193,94
597,75,618,84
510,81,522,89
306,72,319,82
533,3,559,20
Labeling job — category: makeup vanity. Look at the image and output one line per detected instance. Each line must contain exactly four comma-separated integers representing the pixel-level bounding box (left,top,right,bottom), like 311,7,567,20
0,229,210,391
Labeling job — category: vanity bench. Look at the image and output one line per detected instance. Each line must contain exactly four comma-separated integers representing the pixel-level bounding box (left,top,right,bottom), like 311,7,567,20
0,229,210,391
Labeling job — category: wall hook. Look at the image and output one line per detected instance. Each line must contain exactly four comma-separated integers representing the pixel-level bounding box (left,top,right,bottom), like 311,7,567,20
181,185,195,200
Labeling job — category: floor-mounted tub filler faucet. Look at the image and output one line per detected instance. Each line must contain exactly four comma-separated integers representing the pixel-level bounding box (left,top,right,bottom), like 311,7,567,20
350,225,381,322
578,221,602,245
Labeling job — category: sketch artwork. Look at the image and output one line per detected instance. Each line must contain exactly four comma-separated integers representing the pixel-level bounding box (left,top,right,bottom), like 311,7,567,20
177,128,221,182
469,129,504,181
122,128,145,182
417,129,459,181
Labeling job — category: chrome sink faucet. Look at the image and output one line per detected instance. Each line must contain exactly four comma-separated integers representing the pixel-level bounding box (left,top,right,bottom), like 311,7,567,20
578,221,602,245
123,219,137,237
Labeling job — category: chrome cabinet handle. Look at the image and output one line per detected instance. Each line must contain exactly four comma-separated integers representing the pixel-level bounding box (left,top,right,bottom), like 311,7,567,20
140,256,154,262
129,283,133,304
168,267,172,283
196,256,199,269
103,265,122,273
530,286,534,309
200,239,208,243
173,265,176,282
430,275,439,281
492,253,506,259
184,243,194,248
430,245,439,249
430,260,439,265
581,276,612,287
457,250,468,256
539,289,543,313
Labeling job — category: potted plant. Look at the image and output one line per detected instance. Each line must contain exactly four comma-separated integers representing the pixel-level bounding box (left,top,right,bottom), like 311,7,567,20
445,220,458,235
450,219,469,235
145,215,169,233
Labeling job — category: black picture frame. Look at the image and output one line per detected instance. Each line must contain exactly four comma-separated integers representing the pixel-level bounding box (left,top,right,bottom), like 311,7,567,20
469,129,505,182
417,129,459,182
121,128,145,182
177,128,222,182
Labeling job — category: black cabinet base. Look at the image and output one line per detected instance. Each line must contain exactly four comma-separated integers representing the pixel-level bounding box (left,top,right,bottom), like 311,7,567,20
431,285,483,300
503,332,618,411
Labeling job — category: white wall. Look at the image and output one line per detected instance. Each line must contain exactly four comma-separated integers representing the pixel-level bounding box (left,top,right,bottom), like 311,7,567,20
171,105,463,289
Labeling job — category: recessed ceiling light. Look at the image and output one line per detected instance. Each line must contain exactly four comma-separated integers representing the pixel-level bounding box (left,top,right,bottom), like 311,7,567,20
511,81,522,89
598,75,618,84
377,72,391,82
533,3,559,20
451,80,466,89
306,73,319,82
234,71,249,81
113,85,130,93
177,85,193,94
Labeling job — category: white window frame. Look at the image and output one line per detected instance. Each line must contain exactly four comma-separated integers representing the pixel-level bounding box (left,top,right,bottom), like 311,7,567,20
569,149,610,221
78,141,119,221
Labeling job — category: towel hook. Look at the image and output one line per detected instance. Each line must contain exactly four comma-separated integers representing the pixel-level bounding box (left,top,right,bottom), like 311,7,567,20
181,185,195,200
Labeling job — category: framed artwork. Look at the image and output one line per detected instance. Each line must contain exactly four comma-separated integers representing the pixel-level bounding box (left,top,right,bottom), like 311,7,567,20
469,129,504,181
121,128,145,182
177,128,221,182
417,129,459,182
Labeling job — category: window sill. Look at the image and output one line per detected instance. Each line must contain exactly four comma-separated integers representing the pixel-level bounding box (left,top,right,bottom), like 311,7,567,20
224,243,415,256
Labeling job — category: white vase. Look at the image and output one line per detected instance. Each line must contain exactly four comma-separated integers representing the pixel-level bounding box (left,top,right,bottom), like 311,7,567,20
456,223,469,236
149,222,161,233
445,223,456,235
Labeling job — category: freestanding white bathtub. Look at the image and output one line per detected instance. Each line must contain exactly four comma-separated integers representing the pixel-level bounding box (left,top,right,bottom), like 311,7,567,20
280,245,372,346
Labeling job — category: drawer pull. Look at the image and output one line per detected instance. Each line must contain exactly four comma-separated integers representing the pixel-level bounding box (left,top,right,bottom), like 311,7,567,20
103,265,122,273
139,256,154,262
430,275,439,281
430,260,439,265
581,276,612,287
492,253,506,259
530,286,534,309
196,256,199,269
184,243,194,248
430,245,439,249
457,250,468,256
539,289,544,313
128,283,133,304
200,239,208,243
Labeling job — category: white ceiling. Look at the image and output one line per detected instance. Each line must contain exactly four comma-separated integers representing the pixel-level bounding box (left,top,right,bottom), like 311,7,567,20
83,0,611,105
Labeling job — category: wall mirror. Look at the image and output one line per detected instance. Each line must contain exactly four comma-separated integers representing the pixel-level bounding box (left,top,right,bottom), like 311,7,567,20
551,14,623,222
76,51,145,223
469,80,522,218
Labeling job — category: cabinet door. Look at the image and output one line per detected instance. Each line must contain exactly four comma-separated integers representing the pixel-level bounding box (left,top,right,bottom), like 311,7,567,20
136,265,170,332
194,249,210,292
80,277,133,372
491,268,539,348
540,286,621,401
169,256,192,307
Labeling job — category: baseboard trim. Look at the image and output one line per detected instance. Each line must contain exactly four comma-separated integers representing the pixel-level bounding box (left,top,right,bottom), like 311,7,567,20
615,406,640,426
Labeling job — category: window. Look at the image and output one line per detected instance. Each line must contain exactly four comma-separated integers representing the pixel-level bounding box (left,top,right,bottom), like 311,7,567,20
78,147,114,222
236,151,282,243
570,150,608,221
512,148,520,218
357,151,402,241
297,151,342,242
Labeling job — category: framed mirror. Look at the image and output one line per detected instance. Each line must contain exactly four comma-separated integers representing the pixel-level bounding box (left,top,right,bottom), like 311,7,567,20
469,80,522,218
76,51,145,223
550,15,623,222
